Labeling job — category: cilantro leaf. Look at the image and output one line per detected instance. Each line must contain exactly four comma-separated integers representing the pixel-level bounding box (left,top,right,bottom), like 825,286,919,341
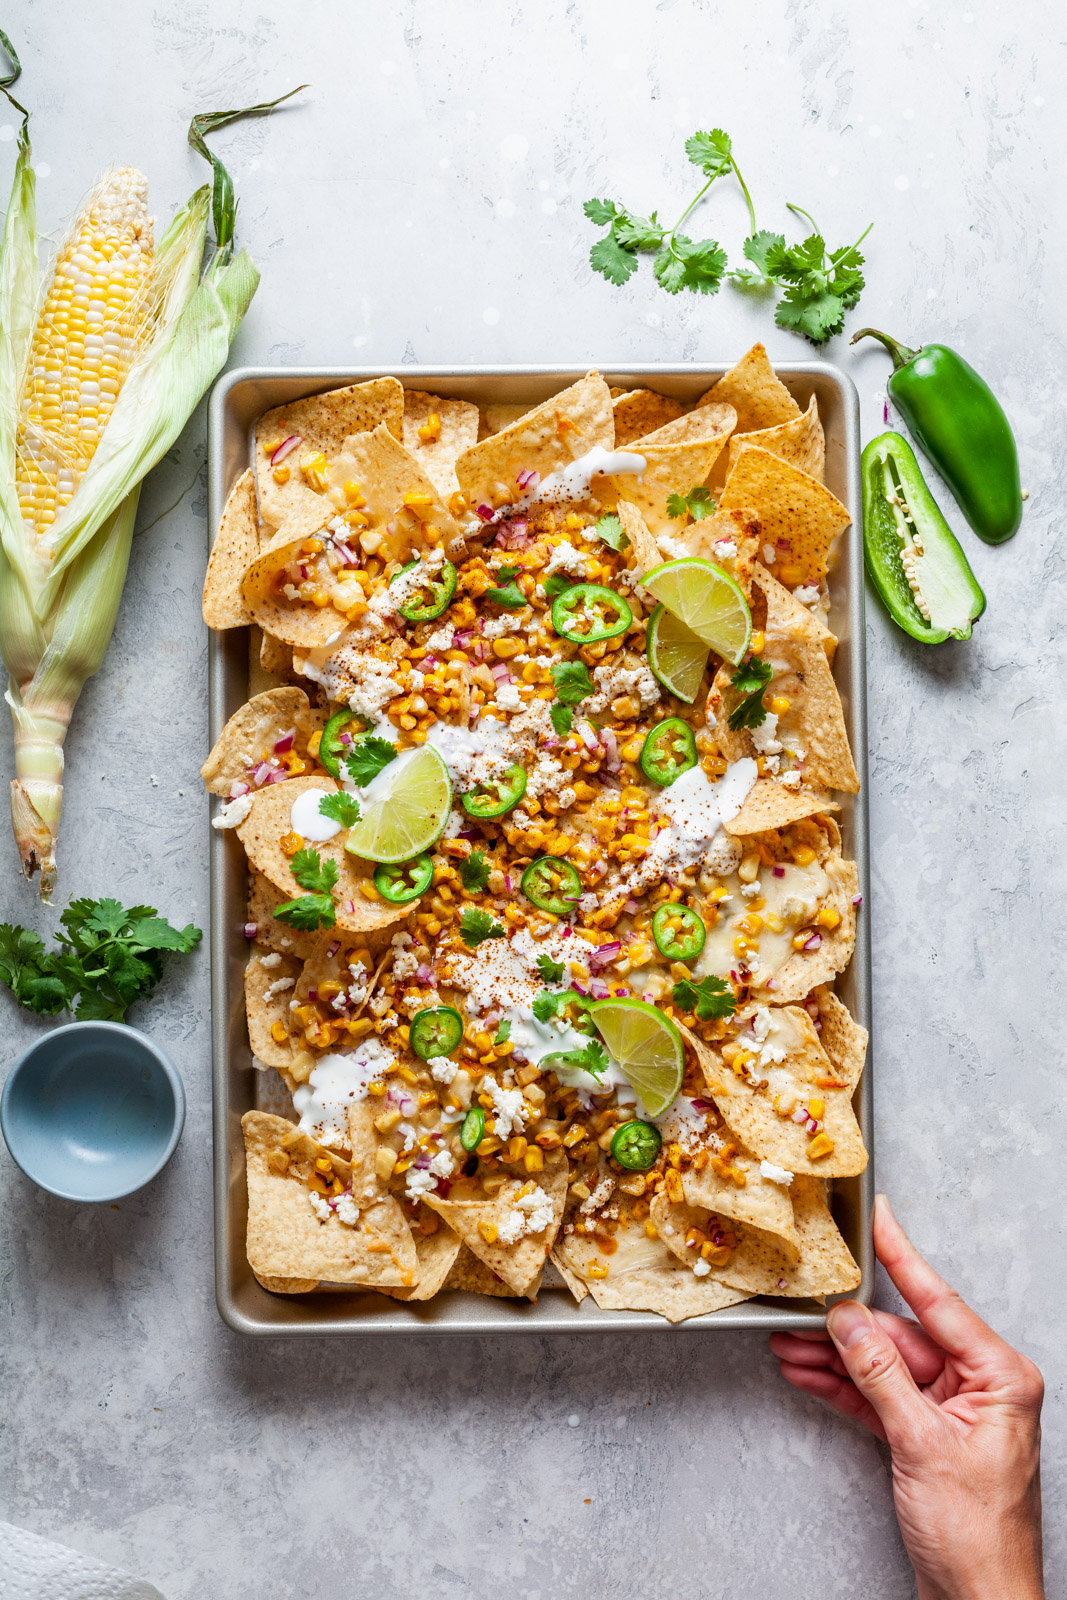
613,211,664,251
583,197,620,226
343,736,397,787
590,231,639,287
551,660,594,705
460,908,504,948
543,573,577,600
290,847,340,897
654,235,726,297
739,211,871,345
672,974,737,1021
666,486,716,523
549,703,573,737
274,893,337,931
496,564,521,581
459,849,491,893
729,229,785,288
485,580,526,609
775,286,847,343
536,955,565,984
494,1018,511,1045
727,657,773,731
531,987,592,1024
544,1038,610,1079
684,128,734,178
318,791,361,828
591,513,629,553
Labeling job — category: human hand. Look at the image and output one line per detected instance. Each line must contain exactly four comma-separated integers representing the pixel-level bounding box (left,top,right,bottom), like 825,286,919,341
769,1194,1045,1600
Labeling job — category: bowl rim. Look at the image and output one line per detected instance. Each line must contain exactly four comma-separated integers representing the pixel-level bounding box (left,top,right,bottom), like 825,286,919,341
0,1018,186,1202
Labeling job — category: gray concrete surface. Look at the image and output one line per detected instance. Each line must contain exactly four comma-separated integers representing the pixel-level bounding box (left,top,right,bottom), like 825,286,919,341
1,2,1064,1595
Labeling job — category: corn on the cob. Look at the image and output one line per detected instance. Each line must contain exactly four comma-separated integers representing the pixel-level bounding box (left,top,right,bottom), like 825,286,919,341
0,50,302,897
15,169,155,535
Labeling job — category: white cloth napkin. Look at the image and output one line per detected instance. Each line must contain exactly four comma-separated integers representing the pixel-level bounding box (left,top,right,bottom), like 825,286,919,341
0,1522,166,1599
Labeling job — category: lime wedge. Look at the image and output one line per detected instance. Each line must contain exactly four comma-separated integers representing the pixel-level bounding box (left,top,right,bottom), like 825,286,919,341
642,558,751,666
589,998,685,1118
344,744,452,864
646,602,710,704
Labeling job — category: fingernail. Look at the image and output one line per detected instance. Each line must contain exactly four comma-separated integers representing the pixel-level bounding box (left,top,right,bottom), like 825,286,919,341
827,1300,872,1348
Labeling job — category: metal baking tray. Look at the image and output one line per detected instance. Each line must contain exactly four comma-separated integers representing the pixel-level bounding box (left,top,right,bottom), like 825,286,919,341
208,363,872,1336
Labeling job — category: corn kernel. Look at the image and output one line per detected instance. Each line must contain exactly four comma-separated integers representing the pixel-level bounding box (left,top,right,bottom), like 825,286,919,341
523,1146,544,1172
343,480,366,506
280,830,303,857
816,906,842,931
793,844,817,867
417,413,442,443
272,464,291,485
770,695,792,716
492,637,523,659
478,1220,499,1245
643,1219,659,1240
737,852,761,884
374,1107,401,1134
749,630,765,654
808,1098,826,1119
807,1133,835,1160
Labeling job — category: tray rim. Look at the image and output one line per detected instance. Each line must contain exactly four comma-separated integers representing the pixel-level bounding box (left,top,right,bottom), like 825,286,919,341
208,360,873,1337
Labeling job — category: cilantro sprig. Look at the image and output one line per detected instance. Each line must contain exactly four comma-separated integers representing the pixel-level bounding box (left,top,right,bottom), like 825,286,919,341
536,954,565,984
275,847,339,931
459,908,504,948
585,131,870,341
584,130,747,296
343,736,397,787
0,897,201,1022
727,657,774,731
666,487,716,523
551,660,594,705
459,848,491,893
729,205,871,345
485,579,526,609
671,974,737,1021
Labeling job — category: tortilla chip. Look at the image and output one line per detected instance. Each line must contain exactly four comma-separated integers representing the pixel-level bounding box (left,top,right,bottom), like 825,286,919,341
245,948,300,1069
456,372,614,514
549,1248,590,1305
259,630,295,677
682,1150,799,1257
652,1182,859,1299
240,507,346,648
477,402,531,440
325,423,462,552
696,1006,867,1177
656,505,759,596
813,987,868,1091
612,388,685,446
203,469,259,629
201,688,314,796
235,776,409,935
616,499,660,575
615,408,735,537
726,779,838,837
255,377,405,528
381,1220,463,1301
710,566,859,794
254,1273,320,1294
401,390,480,498
700,344,801,434
243,1111,418,1287
587,1268,750,1322
727,393,825,483
442,1244,541,1299
720,447,851,586
423,1154,568,1295
770,853,859,1002
248,872,324,960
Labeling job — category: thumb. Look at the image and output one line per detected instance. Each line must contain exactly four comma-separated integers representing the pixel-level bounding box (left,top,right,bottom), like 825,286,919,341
827,1300,930,1447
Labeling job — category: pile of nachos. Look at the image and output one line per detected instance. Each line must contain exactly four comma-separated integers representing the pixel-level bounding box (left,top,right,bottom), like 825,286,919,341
202,344,868,1321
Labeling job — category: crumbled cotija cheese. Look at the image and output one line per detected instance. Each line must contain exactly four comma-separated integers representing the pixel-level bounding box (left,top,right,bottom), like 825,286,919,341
429,1055,458,1084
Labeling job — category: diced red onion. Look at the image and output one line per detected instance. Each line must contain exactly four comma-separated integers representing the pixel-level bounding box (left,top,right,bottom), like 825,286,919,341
242,922,257,939
764,978,777,990
491,661,511,681
476,503,495,522
271,434,302,465
505,874,513,893
473,641,486,662
579,722,599,753
624,899,639,914
589,941,621,974
414,1153,432,1170
252,761,272,786
458,827,480,841
562,926,571,938
791,1107,809,1124
804,998,820,1019
415,962,432,984
335,542,358,566
326,941,340,959
778,540,792,552
803,932,822,951
571,979,587,995
516,468,539,489
772,865,785,878
689,1098,713,1111
542,735,560,751
265,768,288,784
299,564,309,580
588,978,610,999
423,654,439,670
454,629,474,647
852,893,863,906
229,780,250,798
344,900,355,914
308,987,318,1002
340,730,353,745
273,728,296,754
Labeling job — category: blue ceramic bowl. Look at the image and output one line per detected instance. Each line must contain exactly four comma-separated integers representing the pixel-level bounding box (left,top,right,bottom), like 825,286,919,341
0,1020,185,1201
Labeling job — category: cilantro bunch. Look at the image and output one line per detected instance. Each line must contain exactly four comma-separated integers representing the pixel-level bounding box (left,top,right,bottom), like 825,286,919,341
584,130,870,344
0,898,201,1022
275,847,339,931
